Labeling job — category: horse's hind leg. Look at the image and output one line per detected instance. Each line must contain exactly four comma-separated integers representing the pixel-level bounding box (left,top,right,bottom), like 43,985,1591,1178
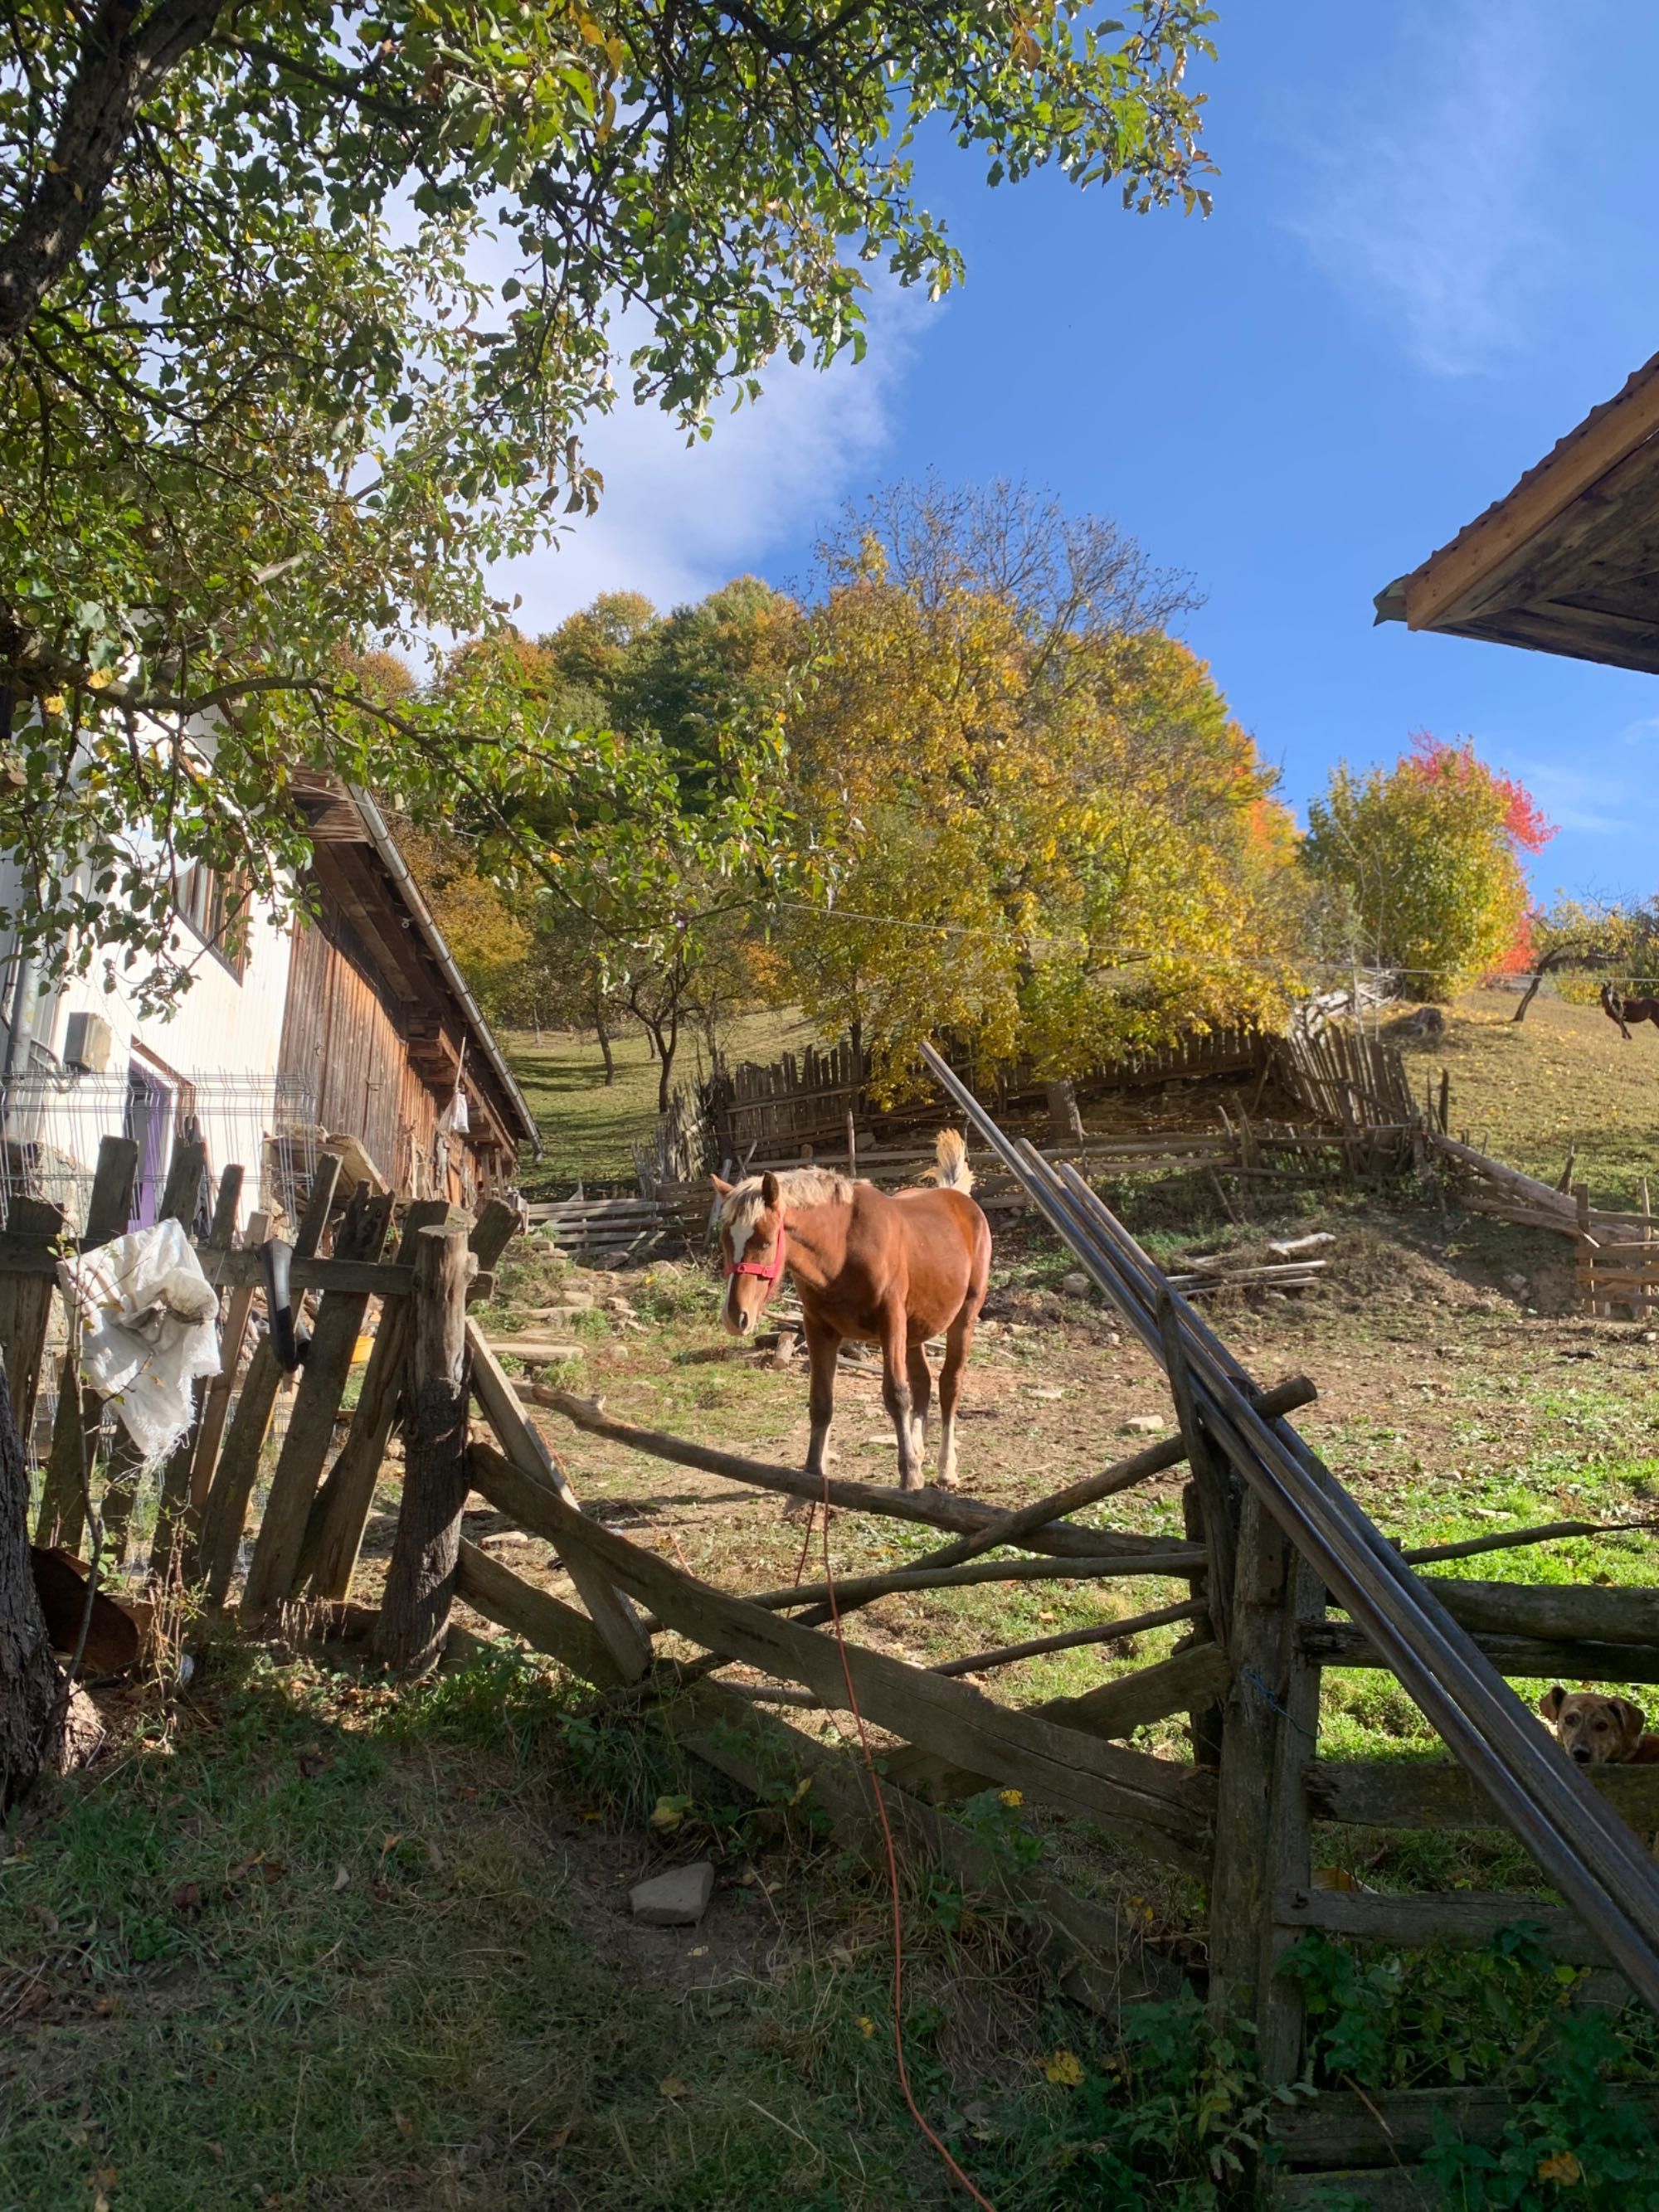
906,1342,932,1475
880,1313,922,1491
936,1308,980,1491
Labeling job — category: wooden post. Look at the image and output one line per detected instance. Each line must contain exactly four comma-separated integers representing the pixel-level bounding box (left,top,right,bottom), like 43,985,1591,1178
34,1137,138,1550
186,1208,269,1522
1437,1067,1450,1135
240,1185,395,1614
375,1224,476,1673
194,1155,341,1607
1259,1548,1326,2088
1157,1290,1236,1649
846,1107,857,1179
149,1164,243,1582
0,1196,65,1445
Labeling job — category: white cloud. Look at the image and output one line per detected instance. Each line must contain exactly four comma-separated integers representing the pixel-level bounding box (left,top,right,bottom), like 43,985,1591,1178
1288,0,1553,376
490,286,929,629
1505,751,1629,838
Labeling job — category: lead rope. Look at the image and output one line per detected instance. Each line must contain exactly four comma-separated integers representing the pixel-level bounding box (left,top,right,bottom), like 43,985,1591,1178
818,1471,999,2210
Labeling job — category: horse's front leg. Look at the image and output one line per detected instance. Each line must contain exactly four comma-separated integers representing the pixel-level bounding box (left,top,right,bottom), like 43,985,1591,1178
881,1315,922,1491
802,1320,839,1484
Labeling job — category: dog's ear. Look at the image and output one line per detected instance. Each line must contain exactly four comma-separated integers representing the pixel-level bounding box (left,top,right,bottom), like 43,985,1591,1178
710,1174,732,1198
1613,1696,1647,1747
761,1172,781,1210
1539,1685,1568,1723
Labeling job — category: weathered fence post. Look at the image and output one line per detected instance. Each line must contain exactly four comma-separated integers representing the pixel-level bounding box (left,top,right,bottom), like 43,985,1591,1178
375,1223,476,1673
35,1135,139,1552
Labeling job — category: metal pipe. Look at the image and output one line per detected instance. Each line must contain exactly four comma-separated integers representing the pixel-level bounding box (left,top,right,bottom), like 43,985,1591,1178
917,1041,1659,2015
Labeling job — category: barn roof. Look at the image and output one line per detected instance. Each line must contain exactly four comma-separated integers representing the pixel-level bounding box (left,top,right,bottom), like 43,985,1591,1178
1374,348,1659,673
293,775,541,1155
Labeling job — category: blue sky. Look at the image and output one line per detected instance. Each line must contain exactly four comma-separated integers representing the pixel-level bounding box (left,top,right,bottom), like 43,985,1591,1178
499,0,1659,906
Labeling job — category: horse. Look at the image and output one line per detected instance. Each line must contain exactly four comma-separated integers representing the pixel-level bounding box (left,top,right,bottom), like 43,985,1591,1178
713,1130,992,1494
1601,984,1659,1040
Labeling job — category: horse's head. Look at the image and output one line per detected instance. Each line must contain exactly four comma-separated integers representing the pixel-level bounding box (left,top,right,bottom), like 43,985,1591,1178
712,1171,786,1336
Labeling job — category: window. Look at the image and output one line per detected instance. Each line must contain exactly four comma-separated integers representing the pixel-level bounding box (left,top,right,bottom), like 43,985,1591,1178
177,863,251,980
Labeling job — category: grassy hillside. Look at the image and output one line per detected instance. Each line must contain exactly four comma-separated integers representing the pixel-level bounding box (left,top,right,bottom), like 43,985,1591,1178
1388,985,1659,1207
505,1006,820,1192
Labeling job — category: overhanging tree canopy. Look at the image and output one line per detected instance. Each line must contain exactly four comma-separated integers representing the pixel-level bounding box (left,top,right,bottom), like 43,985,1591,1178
0,0,1217,1000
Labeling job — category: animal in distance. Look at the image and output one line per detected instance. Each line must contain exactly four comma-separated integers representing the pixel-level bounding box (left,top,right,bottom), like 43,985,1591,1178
713,1130,992,1493
1600,983,1659,1040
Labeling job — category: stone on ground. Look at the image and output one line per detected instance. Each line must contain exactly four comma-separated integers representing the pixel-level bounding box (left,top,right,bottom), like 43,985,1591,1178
1061,1272,1092,1298
630,1861,716,1927
1123,1412,1169,1435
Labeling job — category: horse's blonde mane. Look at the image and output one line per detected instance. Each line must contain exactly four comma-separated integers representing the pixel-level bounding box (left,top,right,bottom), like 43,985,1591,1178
720,1165,853,1249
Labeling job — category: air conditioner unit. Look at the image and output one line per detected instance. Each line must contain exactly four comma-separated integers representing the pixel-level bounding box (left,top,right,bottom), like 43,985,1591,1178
64,1012,114,1073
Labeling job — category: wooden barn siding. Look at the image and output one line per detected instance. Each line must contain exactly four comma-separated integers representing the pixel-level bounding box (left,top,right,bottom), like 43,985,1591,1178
280,895,469,1201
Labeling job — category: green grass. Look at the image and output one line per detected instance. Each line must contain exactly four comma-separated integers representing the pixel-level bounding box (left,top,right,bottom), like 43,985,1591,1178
1389,986,1659,1206
504,1006,820,1194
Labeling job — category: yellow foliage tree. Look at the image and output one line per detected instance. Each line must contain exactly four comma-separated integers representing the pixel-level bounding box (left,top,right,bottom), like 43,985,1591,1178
780,485,1301,1080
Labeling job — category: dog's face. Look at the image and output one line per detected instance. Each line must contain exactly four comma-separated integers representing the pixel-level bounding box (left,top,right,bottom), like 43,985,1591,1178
1539,1685,1647,1766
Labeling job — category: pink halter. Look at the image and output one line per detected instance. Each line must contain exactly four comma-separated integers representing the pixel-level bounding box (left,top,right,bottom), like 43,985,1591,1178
724,1220,786,1286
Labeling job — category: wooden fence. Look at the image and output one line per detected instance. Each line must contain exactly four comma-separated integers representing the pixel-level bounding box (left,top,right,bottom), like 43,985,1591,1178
14,1086,1659,2203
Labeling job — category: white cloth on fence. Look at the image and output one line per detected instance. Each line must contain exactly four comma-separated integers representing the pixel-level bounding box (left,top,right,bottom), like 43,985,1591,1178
57,1218,221,1467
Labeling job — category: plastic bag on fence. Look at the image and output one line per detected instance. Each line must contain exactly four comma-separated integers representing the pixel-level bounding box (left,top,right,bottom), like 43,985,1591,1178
57,1218,221,1467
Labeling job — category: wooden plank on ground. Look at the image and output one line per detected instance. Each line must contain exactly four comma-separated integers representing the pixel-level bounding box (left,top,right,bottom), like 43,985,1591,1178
197,1155,342,1607
241,1186,397,1614
467,1329,652,1683
33,1137,137,1550
455,1539,625,1688
467,1437,1210,1864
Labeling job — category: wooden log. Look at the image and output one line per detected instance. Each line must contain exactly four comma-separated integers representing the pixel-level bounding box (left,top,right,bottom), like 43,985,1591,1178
1306,1757,1659,1831
1399,1518,1642,1567
482,1338,584,1364
149,1163,243,1582
295,1199,454,1599
0,1196,65,1443
537,1388,1213,1566
197,1155,342,1607
33,1137,137,1551
751,1551,1201,1616
1259,1547,1326,2087
467,1329,652,1683
1414,1578,1659,1647
1301,1621,1659,1685
454,1538,625,1687
375,1225,477,1672
930,1596,1204,1678
466,1438,1209,1864
241,1188,397,1613
1279,1884,1613,1967
880,1641,1233,1806
1269,2082,1659,2171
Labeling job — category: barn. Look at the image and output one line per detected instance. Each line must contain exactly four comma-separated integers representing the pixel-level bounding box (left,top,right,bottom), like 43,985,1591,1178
0,775,538,1232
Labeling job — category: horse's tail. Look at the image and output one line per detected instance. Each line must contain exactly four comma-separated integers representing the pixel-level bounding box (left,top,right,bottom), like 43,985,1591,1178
930,1128,973,1193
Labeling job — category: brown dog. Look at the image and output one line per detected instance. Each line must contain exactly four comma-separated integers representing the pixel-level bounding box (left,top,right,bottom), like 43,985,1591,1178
1539,1685,1659,1767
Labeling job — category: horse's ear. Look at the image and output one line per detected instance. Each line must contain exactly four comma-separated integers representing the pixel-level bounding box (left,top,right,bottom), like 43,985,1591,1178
761,1171,781,1209
710,1174,732,1198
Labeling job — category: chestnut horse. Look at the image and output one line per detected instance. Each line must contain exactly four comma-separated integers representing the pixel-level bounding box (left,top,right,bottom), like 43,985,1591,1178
713,1130,991,1493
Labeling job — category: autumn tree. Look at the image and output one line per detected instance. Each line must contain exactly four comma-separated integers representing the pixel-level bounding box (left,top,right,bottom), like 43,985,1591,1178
777,481,1301,1080
1303,736,1554,1003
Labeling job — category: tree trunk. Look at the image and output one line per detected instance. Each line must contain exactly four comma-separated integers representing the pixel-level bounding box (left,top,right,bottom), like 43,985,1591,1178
594,1002,615,1086
374,1225,477,1674
1045,1077,1084,1144
656,1016,678,1115
0,1358,63,1806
